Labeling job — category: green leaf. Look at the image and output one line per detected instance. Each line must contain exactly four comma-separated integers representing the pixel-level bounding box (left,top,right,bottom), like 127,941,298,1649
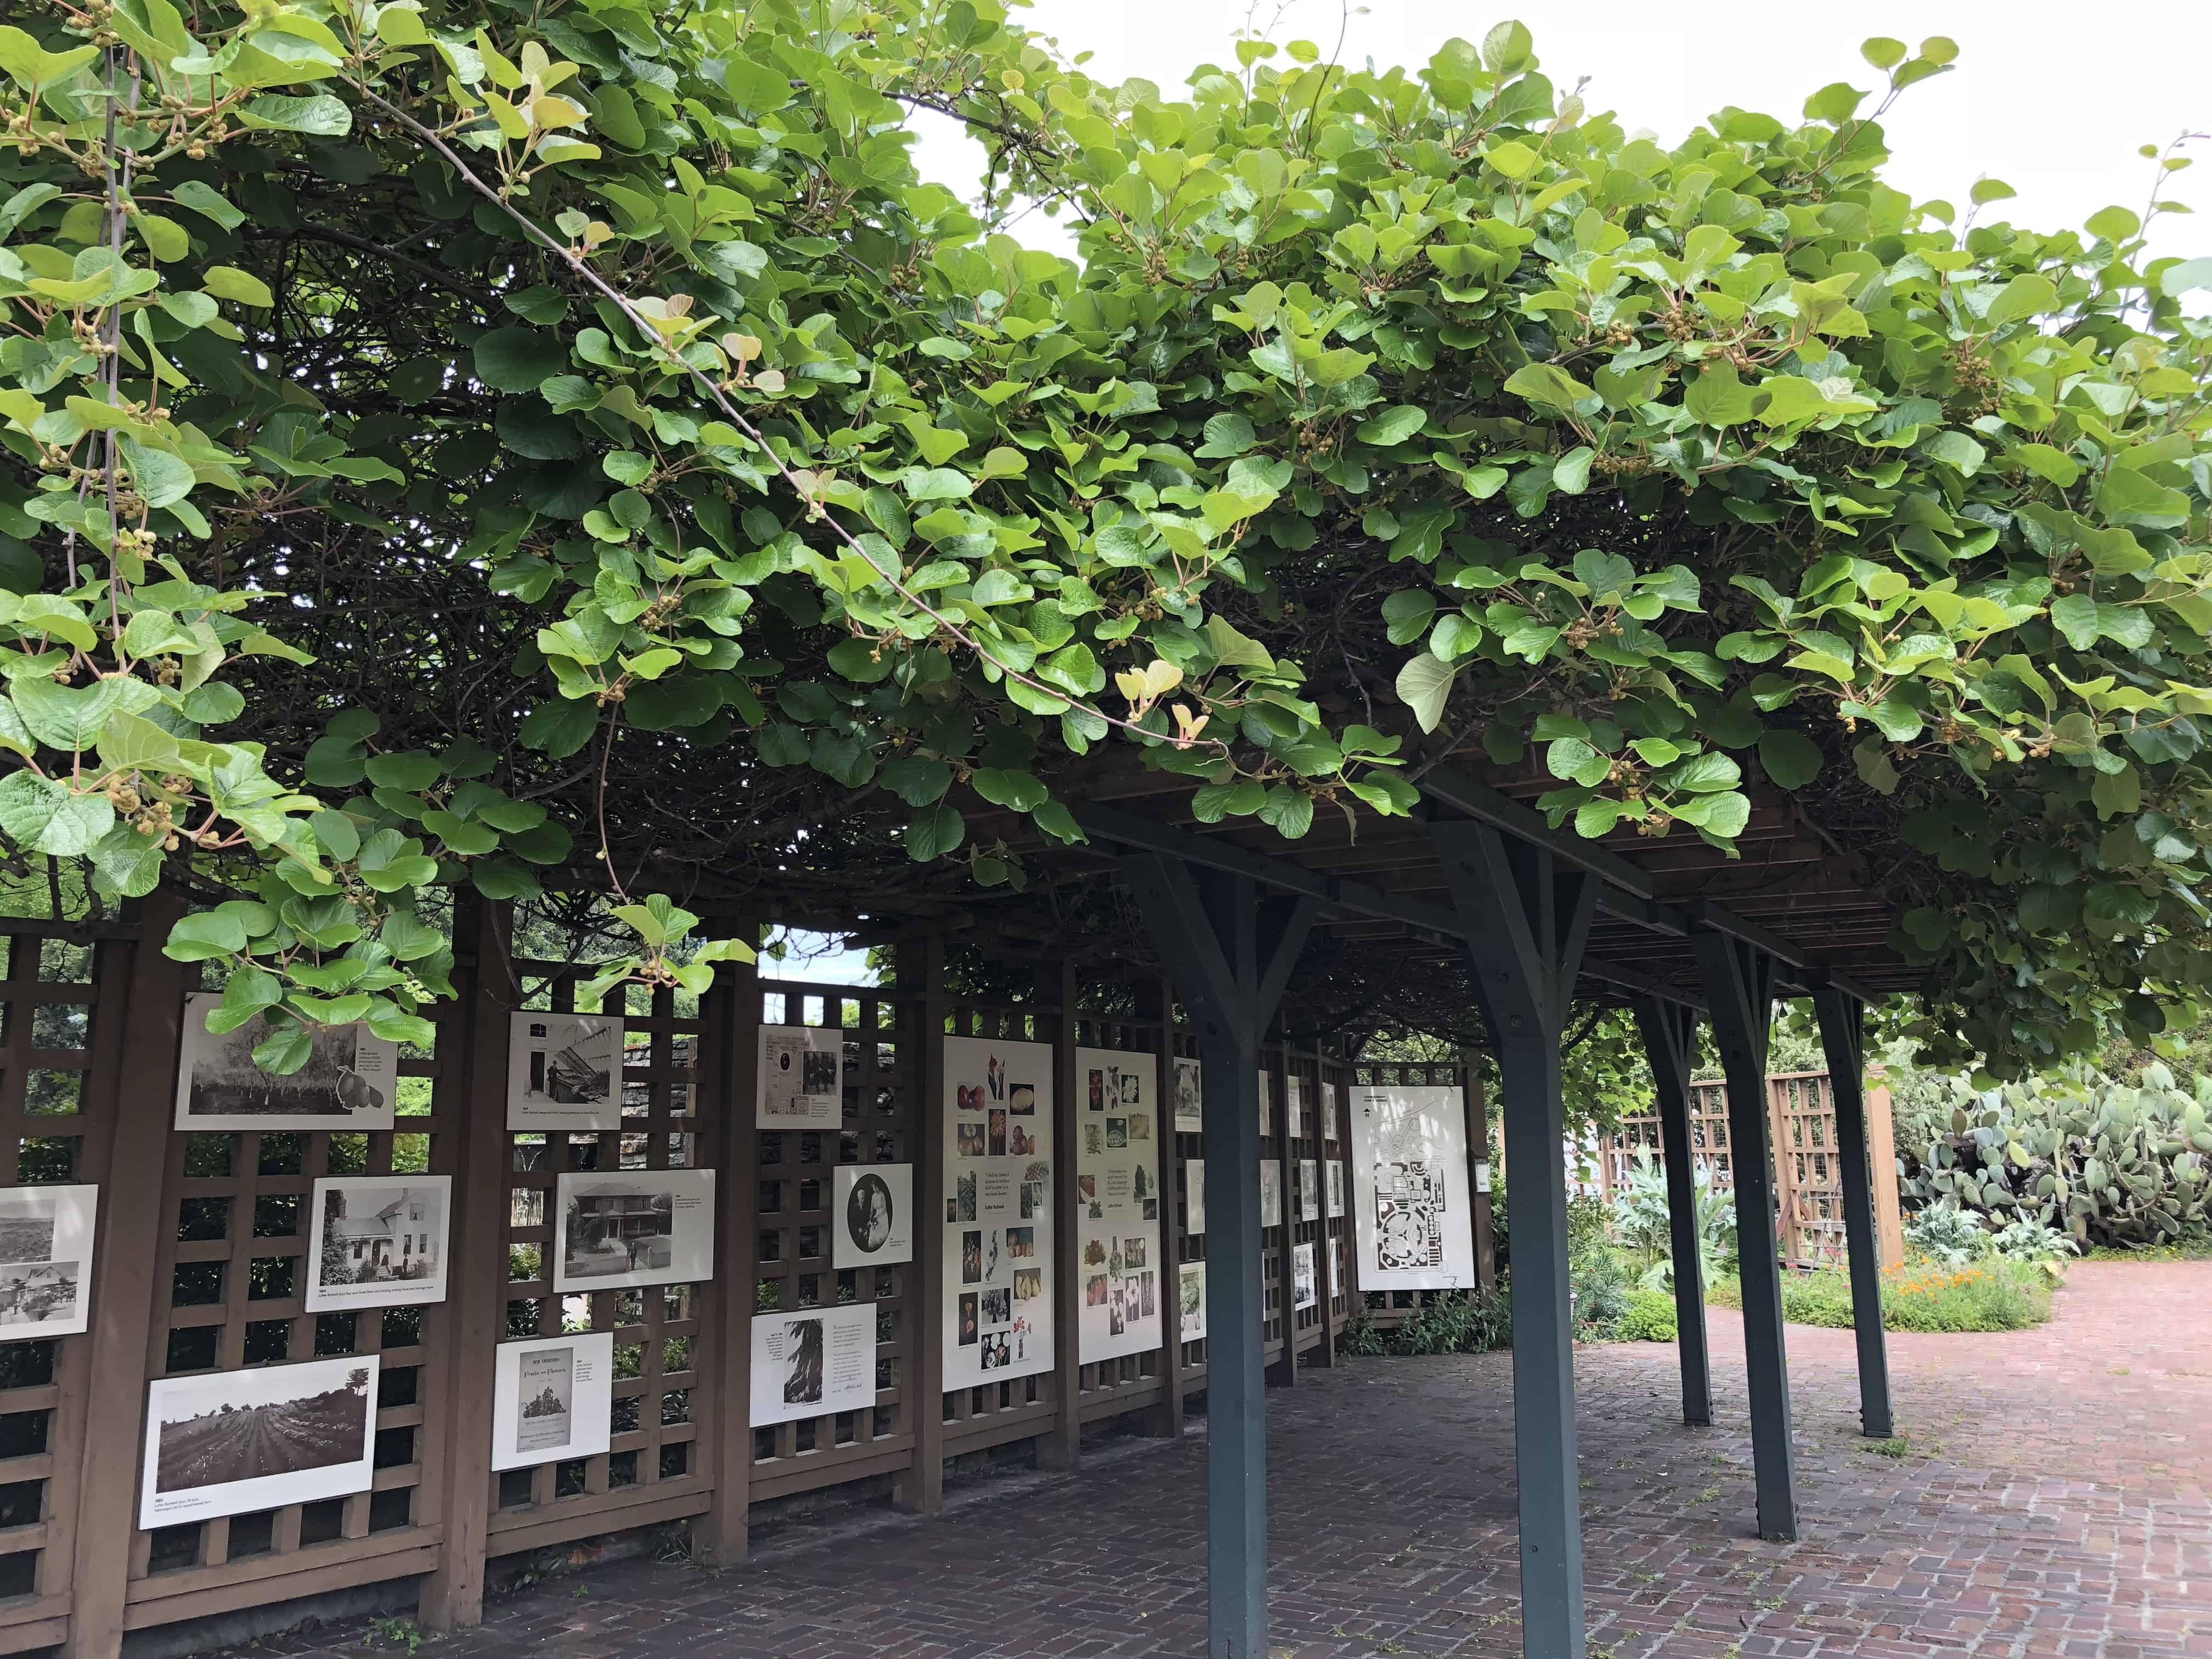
164,910,249,962
1684,364,1757,428
1355,405,1426,447
905,802,964,862
1394,655,1457,732
1758,729,1823,789
475,328,568,393
239,94,353,136
202,265,274,308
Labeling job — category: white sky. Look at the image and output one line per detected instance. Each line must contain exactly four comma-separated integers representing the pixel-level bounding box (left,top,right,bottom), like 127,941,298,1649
909,0,2211,270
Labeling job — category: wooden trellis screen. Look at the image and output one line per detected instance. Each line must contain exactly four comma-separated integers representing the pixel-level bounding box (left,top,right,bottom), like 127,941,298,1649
1599,1070,1905,1268
0,905,1354,1658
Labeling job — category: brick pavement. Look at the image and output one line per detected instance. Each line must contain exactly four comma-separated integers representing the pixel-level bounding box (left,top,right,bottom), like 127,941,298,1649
265,1261,2211,1658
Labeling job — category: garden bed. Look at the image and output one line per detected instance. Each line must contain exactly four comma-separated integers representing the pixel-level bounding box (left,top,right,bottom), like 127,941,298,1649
1706,1255,2057,1334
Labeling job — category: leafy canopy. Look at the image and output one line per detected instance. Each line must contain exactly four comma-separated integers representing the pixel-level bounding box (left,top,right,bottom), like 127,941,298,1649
1,4,2209,1075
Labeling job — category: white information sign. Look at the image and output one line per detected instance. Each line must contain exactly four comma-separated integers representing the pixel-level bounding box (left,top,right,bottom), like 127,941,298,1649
553,1170,715,1292
506,1012,623,1131
750,1304,877,1426
142,1356,378,1527
1075,1046,1161,1364
1286,1075,1307,1138
1178,1261,1207,1342
1260,1161,1282,1229
1348,1085,1477,1291
1323,1080,1341,1144
493,1331,612,1471
1185,1156,1205,1235
1173,1057,1203,1133
757,1025,843,1129
833,1164,913,1268
943,1035,1054,1388
304,1176,450,1312
177,993,397,1132
0,1183,96,1338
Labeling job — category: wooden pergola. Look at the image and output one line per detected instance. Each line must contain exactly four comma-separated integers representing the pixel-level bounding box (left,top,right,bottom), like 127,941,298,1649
918,757,1914,1659
0,744,1918,1659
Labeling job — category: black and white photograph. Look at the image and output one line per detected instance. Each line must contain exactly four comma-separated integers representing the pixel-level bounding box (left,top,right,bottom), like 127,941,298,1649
1326,1159,1346,1219
1298,1158,1321,1223
140,1356,380,1527
1105,1116,1127,1149
833,1164,913,1268
1294,1242,1319,1312
506,1011,623,1132
493,1332,612,1470
0,1183,95,1338
553,1170,714,1292
757,1025,844,1129
979,1286,1011,1325
174,993,397,1132
514,1347,574,1455
749,1303,878,1426
1174,1057,1203,1133
1179,1262,1206,1341
305,1176,451,1312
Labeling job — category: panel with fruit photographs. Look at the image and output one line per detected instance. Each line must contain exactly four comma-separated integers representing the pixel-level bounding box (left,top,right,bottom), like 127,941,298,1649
943,1034,1054,1392
1074,1047,1161,1366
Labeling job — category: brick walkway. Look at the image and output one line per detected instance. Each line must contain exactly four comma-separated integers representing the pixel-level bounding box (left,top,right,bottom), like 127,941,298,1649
269,1261,2211,1658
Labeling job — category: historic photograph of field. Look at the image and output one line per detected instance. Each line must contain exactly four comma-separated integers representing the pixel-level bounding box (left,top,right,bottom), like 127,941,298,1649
0,1184,97,1337
140,1356,380,1527
305,1177,452,1312
492,1332,612,1471
174,993,398,1132
553,1170,715,1292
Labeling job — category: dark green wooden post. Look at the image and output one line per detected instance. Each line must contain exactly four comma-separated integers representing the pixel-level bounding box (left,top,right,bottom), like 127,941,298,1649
1435,821,1597,1659
1124,855,1315,1659
1692,932,1797,1542
1812,987,1894,1439
1633,998,1712,1428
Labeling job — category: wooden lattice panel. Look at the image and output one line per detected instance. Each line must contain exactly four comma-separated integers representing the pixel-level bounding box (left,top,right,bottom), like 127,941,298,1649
1602,1075,1847,1267
749,978,916,1500
1772,1073,1846,1266
487,966,702,1550
0,930,123,1643
127,957,454,1622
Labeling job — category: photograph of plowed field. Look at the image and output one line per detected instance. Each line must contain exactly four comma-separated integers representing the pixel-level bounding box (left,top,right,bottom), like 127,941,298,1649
155,1374,371,1494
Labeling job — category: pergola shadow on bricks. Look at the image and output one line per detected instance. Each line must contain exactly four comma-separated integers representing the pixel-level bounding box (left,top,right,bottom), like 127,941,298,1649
912,756,1920,1659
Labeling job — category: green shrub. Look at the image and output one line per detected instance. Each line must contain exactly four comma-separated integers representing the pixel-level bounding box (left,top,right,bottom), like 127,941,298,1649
1615,1288,1678,1343
1571,1250,1633,1338
1900,1064,2212,1250
1344,1289,1513,1357
1608,1147,1736,1291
